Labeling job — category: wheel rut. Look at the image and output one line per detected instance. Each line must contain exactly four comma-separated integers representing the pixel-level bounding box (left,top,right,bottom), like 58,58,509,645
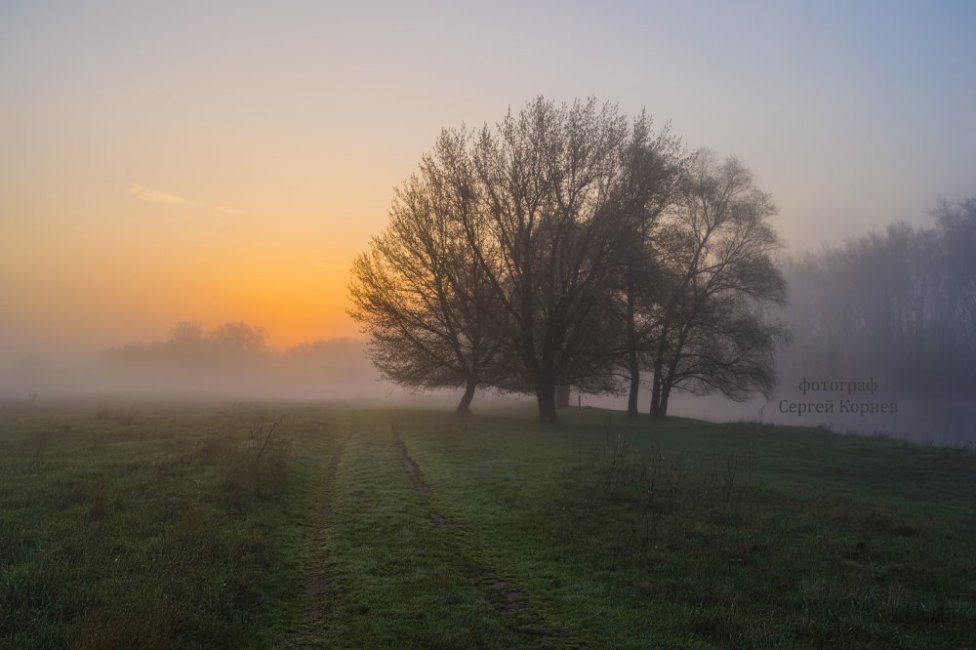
393,421,451,529
300,423,352,640
390,421,584,647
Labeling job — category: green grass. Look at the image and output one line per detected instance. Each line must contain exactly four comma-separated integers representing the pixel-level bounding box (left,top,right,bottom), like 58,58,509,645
1,401,974,648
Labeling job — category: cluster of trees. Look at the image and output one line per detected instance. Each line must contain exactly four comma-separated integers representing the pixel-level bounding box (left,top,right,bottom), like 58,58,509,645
100,322,375,384
780,198,976,396
350,97,786,422
101,321,269,371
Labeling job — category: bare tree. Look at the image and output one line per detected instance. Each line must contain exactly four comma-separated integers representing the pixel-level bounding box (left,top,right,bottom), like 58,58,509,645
779,197,976,397
457,97,637,422
654,293,786,415
936,198,976,371
348,130,498,415
647,151,786,416
350,100,789,422
612,113,687,417
101,321,269,371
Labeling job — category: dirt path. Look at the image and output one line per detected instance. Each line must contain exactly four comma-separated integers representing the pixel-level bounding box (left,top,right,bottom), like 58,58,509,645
390,421,583,647
392,421,430,498
299,424,352,642
393,420,461,531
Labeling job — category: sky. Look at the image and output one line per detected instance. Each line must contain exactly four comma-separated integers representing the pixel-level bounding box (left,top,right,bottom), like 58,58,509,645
2,0,975,360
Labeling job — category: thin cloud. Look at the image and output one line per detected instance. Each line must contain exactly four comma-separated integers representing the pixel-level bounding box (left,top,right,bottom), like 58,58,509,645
127,183,241,214
127,184,188,205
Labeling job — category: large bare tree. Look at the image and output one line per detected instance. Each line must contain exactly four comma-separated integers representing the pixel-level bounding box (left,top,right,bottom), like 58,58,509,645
647,151,786,416
350,100,788,423
348,130,498,415
611,112,687,417
456,97,639,422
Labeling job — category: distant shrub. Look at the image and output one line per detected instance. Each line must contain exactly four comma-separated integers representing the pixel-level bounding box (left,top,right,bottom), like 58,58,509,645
224,414,291,506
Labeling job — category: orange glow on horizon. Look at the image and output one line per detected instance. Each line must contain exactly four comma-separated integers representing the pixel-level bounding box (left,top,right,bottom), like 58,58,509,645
2,189,378,354
4,2,975,360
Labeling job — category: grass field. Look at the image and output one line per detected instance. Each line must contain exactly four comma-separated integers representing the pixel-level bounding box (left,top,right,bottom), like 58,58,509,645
1,400,974,648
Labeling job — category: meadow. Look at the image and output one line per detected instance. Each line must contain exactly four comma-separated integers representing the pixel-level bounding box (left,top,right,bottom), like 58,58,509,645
1,400,974,648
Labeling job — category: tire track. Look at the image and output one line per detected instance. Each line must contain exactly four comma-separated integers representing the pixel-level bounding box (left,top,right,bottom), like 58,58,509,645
300,424,351,639
393,421,454,529
391,421,584,647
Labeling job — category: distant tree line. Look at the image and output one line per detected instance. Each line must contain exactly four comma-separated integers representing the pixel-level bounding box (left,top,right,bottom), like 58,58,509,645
349,97,786,422
779,198,976,397
101,321,269,371
100,322,375,382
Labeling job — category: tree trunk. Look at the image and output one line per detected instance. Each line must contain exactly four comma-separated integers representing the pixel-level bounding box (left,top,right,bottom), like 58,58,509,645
649,360,664,417
556,384,570,409
536,381,559,424
649,326,668,418
658,321,690,419
626,278,640,417
455,380,477,416
651,349,667,418
659,382,672,417
627,357,641,418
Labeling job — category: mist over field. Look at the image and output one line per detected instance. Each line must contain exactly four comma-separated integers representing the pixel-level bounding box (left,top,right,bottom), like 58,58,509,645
10,197,976,443
0,323,526,414
3,4,974,443
5,316,975,445
6,195,976,442
1,328,392,403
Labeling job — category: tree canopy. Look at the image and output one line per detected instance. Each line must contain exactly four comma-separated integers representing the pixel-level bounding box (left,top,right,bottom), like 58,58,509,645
349,97,785,422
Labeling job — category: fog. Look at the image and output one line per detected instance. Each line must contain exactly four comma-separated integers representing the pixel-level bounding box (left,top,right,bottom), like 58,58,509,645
2,325,384,403
0,323,530,413
4,197,975,444
6,190,976,446
3,2,975,442
5,312,975,446
573,198,976,446
586,391,976,447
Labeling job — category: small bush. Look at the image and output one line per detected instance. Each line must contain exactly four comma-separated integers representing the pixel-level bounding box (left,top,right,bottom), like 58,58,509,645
225,414,291,506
